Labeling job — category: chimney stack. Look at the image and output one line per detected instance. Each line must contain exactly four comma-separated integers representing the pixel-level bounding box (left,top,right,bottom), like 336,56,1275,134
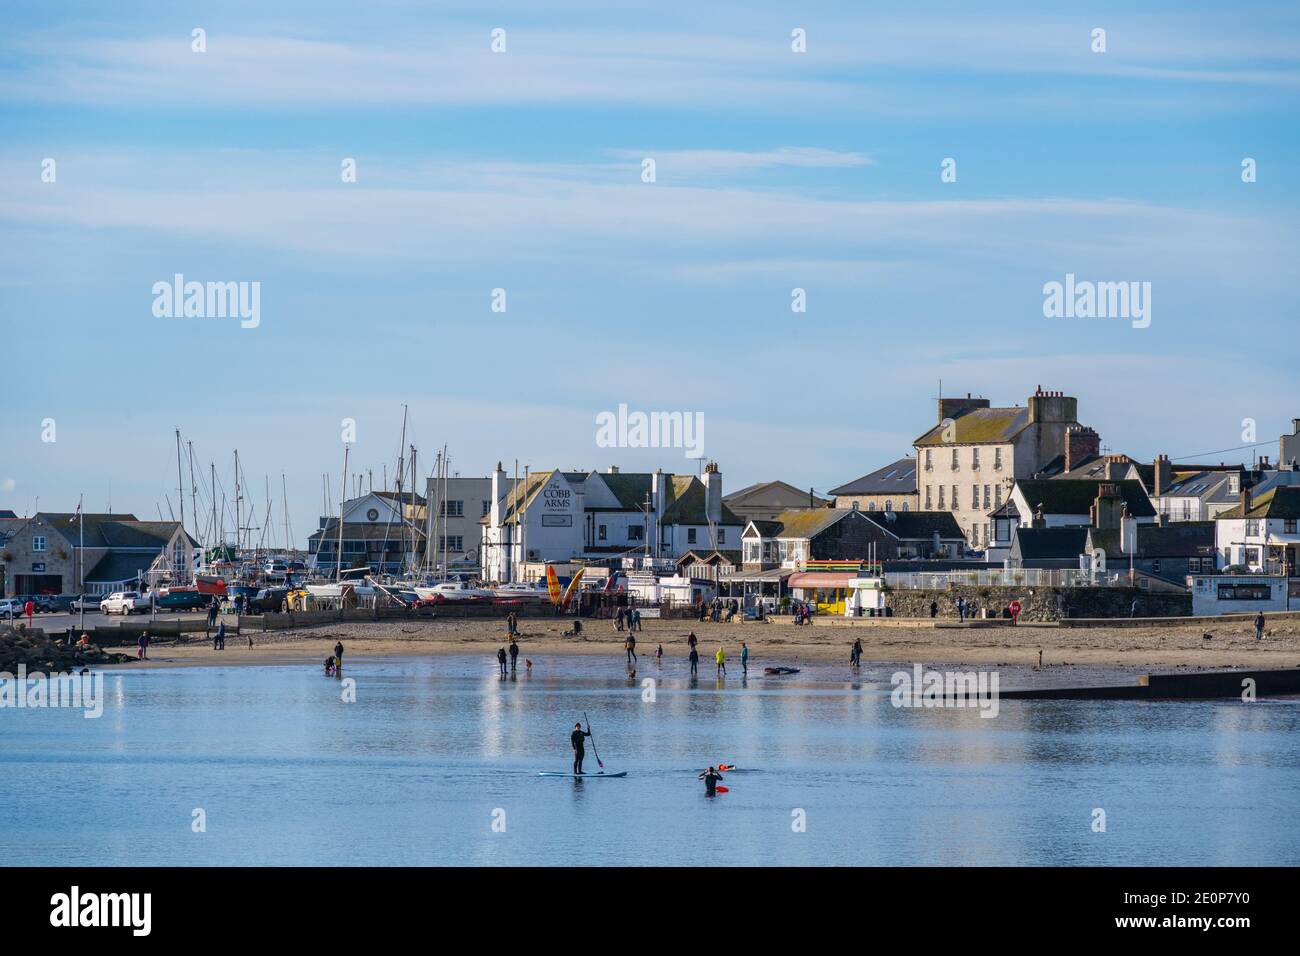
704,462,722,525
1065,425,1100,473
1090,483,1125,531
1153,454,1172,496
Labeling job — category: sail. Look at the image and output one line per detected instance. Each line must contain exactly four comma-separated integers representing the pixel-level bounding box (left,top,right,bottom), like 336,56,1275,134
546,565,562,606
560,567,585,610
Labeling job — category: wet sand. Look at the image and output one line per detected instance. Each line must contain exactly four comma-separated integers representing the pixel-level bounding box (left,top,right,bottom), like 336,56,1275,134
110,615,1300,671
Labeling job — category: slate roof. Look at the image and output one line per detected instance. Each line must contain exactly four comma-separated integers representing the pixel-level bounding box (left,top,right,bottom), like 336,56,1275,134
1086,522,1216,560
84,552,153,584
1014,479,1156,518
744,520,783,537
828,457,918,496
861,510,964,540
915,407,1029,446
39,513,194,549
310,520,426,542
1011,527,1088,560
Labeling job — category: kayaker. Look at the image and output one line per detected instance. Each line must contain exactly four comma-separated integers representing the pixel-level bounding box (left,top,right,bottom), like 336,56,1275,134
699,766,724,796
571,721,592,775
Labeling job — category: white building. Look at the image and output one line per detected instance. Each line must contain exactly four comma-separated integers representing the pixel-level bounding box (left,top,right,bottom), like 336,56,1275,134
479,462,743,583
1214,486,1300,575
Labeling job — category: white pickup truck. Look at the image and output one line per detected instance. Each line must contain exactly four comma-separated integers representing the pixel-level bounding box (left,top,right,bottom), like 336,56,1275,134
99,591,150,615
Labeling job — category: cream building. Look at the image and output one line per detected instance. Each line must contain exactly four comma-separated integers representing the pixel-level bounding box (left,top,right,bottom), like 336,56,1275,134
913,388,1089,549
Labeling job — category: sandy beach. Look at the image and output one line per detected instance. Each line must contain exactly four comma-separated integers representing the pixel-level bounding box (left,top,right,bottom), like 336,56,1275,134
110,615,1300,671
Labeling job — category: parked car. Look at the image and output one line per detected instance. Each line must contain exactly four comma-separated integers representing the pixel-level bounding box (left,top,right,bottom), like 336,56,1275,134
155,589,213,611
0,598,23,618
100,591,149,615
247,587,292,614
70,594,101,612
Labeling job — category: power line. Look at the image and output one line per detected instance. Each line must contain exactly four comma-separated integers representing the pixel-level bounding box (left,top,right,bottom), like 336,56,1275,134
1169,440,1274,463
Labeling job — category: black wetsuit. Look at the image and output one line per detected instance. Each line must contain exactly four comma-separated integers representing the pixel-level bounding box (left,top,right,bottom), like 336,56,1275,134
700,769,723,795
509,642,519,669
571,728,591,774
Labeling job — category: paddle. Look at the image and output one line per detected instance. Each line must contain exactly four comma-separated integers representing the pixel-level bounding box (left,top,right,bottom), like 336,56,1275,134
583,711,604,770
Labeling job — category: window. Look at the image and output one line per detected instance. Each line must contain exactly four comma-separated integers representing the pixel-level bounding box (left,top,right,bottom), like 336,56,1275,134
481,500,491,517
994,448,1003,470
951,448,960,470
1218,583,1270,601
984,522,990,543
972,448,981,470
744,541,760,563
32,536,45,552
924,485,932,509
441,500,464,517
868,501,876,511
902,502,909,512
598,524,607,540
951,486,958,510
971,486,979,508
1286,520,1297,534
438,536,464,552
1246,519,1260,537
1151,559,1161,573
628,526,644,541
995,484,1002,508
983,485,991,509
884,500,893,512
1228,475,1240,494
937,487,946,509
688,528,697,544
924,449,933,471
718,529,726,544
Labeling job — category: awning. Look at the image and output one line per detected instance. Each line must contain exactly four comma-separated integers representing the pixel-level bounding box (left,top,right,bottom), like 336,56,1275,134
787,571,858,588
723,568,794,583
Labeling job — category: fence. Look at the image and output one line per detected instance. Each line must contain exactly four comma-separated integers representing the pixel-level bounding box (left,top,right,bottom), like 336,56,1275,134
884,568,1124,590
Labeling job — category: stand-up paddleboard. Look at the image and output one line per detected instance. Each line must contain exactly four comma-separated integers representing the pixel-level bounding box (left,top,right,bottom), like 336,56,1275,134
539,771,627,778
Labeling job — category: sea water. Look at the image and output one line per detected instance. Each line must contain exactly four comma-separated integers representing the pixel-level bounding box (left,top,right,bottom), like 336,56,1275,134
1,655,1297,866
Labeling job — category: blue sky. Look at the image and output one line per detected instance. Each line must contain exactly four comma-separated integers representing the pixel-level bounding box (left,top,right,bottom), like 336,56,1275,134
2,1,1298,547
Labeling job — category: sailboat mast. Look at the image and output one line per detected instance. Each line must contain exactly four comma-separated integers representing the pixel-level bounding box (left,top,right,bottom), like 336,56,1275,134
175,429,185,539
336,445,349,582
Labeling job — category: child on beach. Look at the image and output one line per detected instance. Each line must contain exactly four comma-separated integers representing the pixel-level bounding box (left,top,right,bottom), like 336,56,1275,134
325,656,335,676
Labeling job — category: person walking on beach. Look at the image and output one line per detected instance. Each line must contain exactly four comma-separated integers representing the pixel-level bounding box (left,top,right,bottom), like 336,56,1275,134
741,641,749,675
497,647,508,676
571,721,592,775
687,631,698,652
215,621,226,650
699,766,724,796
1255,611,1266,641
137,631,150,661
509,638,519,671
614,607,625,632
850,638,863,667
625,632,637,666
929,600,938,619
689,645,699,676
632,607,641,632
656,643,663,665
956,596,965,621
334,640,344,668
715,646,726,676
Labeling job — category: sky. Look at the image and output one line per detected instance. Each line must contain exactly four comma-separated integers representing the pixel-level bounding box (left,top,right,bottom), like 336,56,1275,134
1,0,1297,549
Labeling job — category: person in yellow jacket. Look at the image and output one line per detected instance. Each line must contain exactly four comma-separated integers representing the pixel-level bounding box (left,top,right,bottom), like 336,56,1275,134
715,646,726,676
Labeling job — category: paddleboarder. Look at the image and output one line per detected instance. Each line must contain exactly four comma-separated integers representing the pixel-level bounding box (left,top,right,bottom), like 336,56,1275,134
699,766,724,796
571,721,592,774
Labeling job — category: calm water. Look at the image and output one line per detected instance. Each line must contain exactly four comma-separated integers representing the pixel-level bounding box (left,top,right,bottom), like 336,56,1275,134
2,655,1298,866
